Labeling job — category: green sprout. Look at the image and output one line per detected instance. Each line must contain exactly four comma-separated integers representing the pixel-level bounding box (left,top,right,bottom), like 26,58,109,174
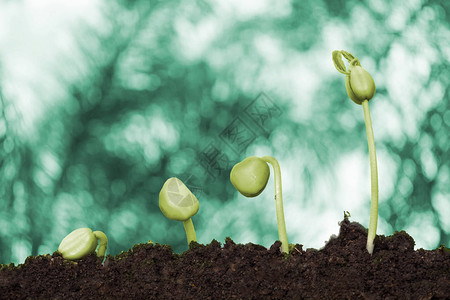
159,177,200,246
230,156,289,254
57,228,108,260
332,50,378,255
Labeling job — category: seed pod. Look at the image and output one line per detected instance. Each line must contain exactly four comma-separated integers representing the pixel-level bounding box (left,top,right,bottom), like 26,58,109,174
346,64,376,105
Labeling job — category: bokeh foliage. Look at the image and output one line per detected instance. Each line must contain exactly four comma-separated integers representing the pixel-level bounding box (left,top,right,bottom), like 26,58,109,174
0,0,449,264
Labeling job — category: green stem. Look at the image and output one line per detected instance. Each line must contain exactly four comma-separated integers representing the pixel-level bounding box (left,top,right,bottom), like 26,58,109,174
362,100,379,255
93,231,108,257
261,156,289,254
183,218,197,246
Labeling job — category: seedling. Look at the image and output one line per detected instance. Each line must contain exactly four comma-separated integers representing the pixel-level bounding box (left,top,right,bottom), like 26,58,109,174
159,177,200,246
332,50,378,254
230,156,289,254
57,228,108,260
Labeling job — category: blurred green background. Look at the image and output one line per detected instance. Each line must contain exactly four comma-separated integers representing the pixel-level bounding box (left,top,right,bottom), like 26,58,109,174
0,0,449,265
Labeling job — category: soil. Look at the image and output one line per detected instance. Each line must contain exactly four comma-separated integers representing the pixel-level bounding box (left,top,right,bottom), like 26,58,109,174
1,217,449,299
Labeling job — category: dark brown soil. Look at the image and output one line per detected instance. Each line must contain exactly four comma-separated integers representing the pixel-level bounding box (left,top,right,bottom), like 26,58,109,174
1,218,449,299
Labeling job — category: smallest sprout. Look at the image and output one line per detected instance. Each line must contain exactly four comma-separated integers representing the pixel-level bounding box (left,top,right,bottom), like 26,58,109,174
57,228,108,261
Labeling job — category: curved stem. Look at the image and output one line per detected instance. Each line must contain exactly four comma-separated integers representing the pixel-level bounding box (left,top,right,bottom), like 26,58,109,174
183,218,197,246
261,156,289,254
362,100,379,255
93,231,108,257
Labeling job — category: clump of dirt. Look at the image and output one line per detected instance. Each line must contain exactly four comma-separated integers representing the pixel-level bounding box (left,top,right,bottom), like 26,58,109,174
1,218,449,299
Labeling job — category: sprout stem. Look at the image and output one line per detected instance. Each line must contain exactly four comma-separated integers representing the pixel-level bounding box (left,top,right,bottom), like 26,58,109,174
261,156,289,254
362,100,378,255
93,231,108,257
183,218,197,246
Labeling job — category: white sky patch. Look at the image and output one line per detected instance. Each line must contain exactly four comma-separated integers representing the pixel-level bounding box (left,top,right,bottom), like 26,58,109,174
432,193,450,233
420,148,438,181
372,96,403,143
280,152,308,206
377,148,399,201
254,34,284,65
310,168,336,209
200,193,272,245
104,108,179,165
284,173,343,249
0,0,105,140
283,191,343,249
265,52,319,122
109,208,139,244
386,0,423,32
334,151,368,217
213,0,291,21
385,44,423,139
350,6,377,40
405,211,440,250
387,5,410,31
419,80,445,112
51,193,83,237
368,0,388,14
39,150,62,180
384,35,444,141
322,22,348,54
174,16,221,62
11,239,32,267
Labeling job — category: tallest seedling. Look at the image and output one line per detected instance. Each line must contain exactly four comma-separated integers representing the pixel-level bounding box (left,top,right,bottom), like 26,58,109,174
332,50,378,255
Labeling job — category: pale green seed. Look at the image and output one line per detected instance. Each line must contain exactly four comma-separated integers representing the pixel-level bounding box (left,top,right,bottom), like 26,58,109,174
57,228,98,260
230,156,270,197
159,177,199,221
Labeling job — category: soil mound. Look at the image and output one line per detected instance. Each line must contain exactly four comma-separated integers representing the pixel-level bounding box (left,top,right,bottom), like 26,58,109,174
1,218,449,299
